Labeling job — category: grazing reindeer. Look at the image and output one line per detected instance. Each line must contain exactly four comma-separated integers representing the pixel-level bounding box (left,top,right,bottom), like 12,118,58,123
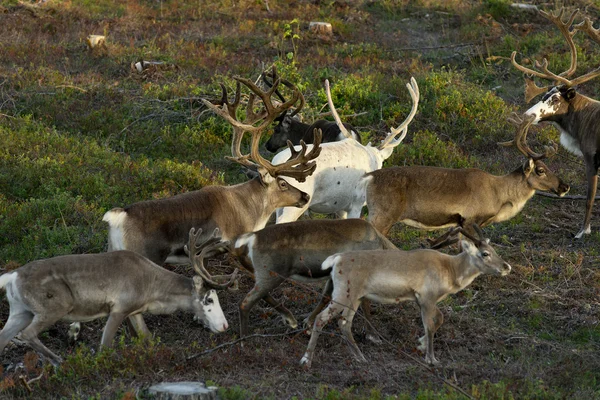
272,77,419,223
261,70,361,153
198,219,397,337
103,72,322,265
0,228,236,366
357,114,570,236
511,7,600,238
300,225,511,368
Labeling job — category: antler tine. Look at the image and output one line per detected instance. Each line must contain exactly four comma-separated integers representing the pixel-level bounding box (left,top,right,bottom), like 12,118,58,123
187,227,239,290
524,77,550,103
574,17,600,44
428,226,461,249
540,8,579,78
379,77,420,150
511,7,581,90
324,79,354,139
262,66,306,118
499,113,555,160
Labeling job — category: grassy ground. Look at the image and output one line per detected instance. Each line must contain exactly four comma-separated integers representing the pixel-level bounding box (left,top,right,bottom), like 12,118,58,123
0,0,599,398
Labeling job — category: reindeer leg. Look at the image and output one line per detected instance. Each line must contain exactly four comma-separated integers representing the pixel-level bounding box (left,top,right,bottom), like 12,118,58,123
575,163,598,239
300,302,343,368
100,312,128,348
0,312,33,354
339,303,366,363
304,278,333,330
262,294,297,329
127,314,151,339
361,299,382,344
417,300,442,366
239,278,285,336
19,315,63,366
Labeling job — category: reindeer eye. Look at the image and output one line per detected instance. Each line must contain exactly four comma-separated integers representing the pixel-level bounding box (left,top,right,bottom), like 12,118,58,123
482,251,490,257
536,168,545,175
280,180,287,188
206,297,214,304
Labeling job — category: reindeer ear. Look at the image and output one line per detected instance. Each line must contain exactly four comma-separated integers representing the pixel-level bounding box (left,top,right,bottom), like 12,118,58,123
563,87,576,100
192,275,204,290
256,167,275,186
460,239,477,255
522,159,534,176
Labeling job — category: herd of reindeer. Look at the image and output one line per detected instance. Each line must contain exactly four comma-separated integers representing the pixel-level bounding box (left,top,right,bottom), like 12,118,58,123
1,7,600,370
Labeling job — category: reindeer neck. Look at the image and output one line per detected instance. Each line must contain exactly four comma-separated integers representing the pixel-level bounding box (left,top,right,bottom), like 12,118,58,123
446,253,482,293
145,273,194,314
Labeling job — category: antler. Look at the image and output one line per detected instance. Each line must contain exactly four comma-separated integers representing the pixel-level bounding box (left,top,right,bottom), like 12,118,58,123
202,68,321,182
511,8,579,91
324,79,358,140
325,77,420,148
429,225,487,250
185,227,238,290
498,112,557,160
378,77,420,150
261,67,305,118
512,8,600,100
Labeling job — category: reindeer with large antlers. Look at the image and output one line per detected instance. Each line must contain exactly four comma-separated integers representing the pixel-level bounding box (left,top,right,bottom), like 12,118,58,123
511,7,600,238
355,114,569,237
0,228,236,366
271,77,419,223
261,69,361,153
104,70,322,265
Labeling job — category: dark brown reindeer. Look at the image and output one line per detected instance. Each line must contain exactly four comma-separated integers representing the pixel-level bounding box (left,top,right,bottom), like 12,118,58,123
103,73,322,265
511,7,600,238
201,219,397,337
261,69,361,153
300,225,511,368
358,114,569,237
0,228,236,366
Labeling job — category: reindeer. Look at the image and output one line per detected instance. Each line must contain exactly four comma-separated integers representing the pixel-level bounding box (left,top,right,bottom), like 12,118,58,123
300,225,511,368
0,228,236,366
261,70,361,153
103,71,322,266
357,114,570,237
511,7,600,238
271,77,419,223
207,219,397,337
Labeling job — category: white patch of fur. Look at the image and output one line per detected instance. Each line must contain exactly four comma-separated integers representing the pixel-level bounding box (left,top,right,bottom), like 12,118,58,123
103,209,128,251
235,233,255,262
559,129,583,157
525,94,561,122
0,272,17,289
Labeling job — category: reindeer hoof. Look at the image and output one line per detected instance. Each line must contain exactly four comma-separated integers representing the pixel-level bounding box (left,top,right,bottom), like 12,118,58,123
417,336,426,352
299,355,312,369
366,333,382,345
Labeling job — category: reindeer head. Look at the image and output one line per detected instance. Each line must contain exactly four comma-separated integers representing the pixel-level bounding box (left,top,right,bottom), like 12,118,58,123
202,67,322,208
498,113,570,197
511,8,600,122
185,227,237,333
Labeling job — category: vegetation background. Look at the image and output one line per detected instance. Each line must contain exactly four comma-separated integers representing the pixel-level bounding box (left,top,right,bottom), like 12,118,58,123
0,0,599,398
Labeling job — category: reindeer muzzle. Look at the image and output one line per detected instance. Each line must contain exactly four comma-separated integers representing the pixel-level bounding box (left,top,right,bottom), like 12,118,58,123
555,182,570,197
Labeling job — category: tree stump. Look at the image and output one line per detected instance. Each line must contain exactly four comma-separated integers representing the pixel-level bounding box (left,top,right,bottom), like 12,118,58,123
147,382,218,400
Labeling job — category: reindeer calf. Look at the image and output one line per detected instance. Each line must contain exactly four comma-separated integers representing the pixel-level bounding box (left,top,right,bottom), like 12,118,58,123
300,226,511,368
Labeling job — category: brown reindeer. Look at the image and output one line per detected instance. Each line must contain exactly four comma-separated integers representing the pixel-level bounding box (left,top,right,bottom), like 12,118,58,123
103,70,322,265
358,114,569,237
